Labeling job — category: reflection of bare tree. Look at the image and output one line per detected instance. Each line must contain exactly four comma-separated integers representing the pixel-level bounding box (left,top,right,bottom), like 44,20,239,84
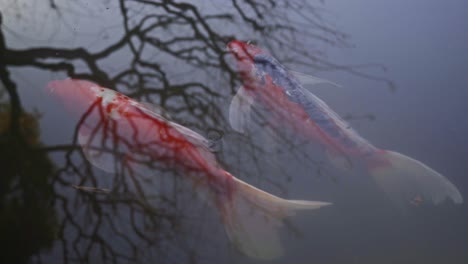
0,1,391,263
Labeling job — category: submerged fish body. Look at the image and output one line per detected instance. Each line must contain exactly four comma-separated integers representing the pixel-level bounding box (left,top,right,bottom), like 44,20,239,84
228,41,376,157
49,79,218,182
47,79,331,259
227,40,463,207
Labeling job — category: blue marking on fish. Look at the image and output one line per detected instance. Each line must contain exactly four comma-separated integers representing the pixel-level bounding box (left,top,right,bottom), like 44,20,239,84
253,55,349,143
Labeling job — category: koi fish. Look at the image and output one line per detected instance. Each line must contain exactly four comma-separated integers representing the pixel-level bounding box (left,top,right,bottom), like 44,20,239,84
47,79,331,259
227,40,463,207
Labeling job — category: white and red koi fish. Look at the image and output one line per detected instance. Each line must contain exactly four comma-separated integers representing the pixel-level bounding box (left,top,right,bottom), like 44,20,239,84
47,78,331,259
227,40,463,207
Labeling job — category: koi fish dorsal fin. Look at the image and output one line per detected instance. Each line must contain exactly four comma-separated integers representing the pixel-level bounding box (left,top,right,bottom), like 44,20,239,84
138,101,218,153
170,121,213,150
170,121,220,166
138,102,173,120
289,70,342,88
229,86,253,134
221,177,331,259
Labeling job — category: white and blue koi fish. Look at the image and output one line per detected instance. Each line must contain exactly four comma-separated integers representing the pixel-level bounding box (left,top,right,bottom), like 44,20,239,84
227,40,463,207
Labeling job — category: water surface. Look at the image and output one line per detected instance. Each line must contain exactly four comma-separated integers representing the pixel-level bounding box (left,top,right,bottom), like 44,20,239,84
0,0,467,263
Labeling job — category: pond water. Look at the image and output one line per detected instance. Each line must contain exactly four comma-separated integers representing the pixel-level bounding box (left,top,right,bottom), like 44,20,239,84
1,0,467,263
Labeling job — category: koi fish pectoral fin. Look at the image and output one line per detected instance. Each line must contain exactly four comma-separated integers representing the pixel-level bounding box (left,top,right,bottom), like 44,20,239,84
289,70,342,88
78,125,144,175
78,126,121,174
368,150,463,207
229,86,253,134
219,177,331,259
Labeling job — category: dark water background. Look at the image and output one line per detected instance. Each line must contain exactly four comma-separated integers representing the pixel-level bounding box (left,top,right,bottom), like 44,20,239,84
1,0,467,263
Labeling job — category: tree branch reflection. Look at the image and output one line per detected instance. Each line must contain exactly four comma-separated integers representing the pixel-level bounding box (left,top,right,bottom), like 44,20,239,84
0,0,392,263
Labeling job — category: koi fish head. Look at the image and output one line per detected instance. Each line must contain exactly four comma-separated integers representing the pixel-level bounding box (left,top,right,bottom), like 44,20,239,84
227,40,264,60
227,40,267,83
227,40,288,91
47,79,130,121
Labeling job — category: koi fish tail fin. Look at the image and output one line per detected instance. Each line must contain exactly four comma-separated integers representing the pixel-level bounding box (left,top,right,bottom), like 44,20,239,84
219,177,331,259
368,150,463,207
